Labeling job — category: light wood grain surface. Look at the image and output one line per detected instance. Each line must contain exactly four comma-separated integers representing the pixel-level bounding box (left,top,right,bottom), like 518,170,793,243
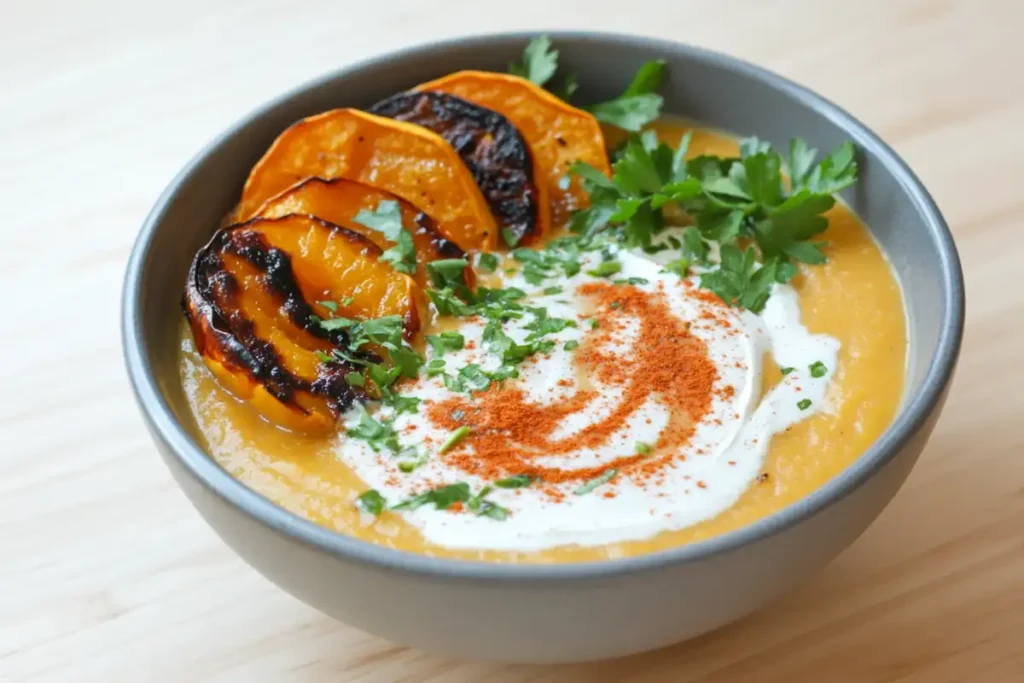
2,1,1022,680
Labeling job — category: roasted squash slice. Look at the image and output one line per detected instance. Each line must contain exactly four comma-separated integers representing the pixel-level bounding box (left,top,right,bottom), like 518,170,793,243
370,91,545,246
238,108,497,251
183,214,423,433
253,177,472,289
416,71,612,228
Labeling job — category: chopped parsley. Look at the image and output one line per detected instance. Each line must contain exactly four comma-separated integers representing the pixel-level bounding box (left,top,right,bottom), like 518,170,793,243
780,366,796,375
439,425,471,454
318,300,338,312
356,489,386,515
574,468,618,495
392,482,471,511
809,361,828,378
444,364,494,393
424,358,447,377
797,398,812,410
564,340,580,351
466,485,510,520
635,441,653,456
476,252,499,273
354,200,417,275
586,260,622,278
663,257,691,277
494,474,533,489
426,258,469,289
347,406,400,453
426,330,465,357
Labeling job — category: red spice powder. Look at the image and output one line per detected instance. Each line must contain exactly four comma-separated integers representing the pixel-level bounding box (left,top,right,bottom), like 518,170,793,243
425,283,726,496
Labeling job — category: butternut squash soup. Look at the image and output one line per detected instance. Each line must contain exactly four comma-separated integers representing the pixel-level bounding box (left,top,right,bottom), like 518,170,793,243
179,41,906,564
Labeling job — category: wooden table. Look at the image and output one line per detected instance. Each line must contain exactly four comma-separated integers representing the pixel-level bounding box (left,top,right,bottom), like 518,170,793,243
3,1,1022,680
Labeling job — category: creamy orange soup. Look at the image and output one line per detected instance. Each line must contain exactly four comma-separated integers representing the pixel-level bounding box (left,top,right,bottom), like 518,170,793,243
179,121,906,563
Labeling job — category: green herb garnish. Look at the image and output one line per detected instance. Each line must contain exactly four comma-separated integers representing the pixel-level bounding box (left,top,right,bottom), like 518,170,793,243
663,258,691,277
797,398,812,410
494,474,533,489
439,425,472,454
809,361,828,378
356,489,386,515
586,260,622,278
508,35,559,87
348,406,400,453
569,129,857,312
426,258,469,289
354,200,417,275
476,252,499,273
426,330,465,357
574,468,618,495
699,245,779,313
635,441,652,456
392,482,471,511
589,59,666,132
424,358,446,377
318,300,338,313
564,340,580,351
780,366,796,375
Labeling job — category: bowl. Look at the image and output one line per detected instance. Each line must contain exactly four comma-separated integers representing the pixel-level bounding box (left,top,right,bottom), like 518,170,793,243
122,31,964,663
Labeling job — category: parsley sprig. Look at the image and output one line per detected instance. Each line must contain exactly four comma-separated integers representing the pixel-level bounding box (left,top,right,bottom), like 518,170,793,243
570,131,858,312
508,36,664,130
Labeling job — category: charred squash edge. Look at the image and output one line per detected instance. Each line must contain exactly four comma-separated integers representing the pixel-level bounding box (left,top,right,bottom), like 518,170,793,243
250,176,474,288
369,91,544,246
182,213,419,431
237,108,499,250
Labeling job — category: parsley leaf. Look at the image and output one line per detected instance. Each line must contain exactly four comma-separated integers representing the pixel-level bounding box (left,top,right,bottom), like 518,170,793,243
586,260,621,278
392,482,471,511
439,425,471,454
427,287,474,317
699,245,779,313
426,258,469,289
590,60,666,131
494,474,533,489
444,364,492,393
476,252,499,273
426,330,465,357
574,468,618,495
347,406,400,453
354,200,416,275
508,35,558,86
356,489,386,515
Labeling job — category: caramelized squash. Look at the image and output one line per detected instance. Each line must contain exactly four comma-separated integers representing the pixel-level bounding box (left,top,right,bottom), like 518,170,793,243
370,91,544,245
238,108,497,250
254,177,472,289
416,71,612,228
183,214,422,433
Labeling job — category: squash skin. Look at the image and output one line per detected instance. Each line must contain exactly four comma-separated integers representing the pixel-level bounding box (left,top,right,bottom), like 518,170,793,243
183,214,422,433
370,91,544,246
253,176,472,289
238,108,498,250
416,71,612,228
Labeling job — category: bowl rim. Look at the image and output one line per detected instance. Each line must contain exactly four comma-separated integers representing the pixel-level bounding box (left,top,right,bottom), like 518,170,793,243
122,30,964,582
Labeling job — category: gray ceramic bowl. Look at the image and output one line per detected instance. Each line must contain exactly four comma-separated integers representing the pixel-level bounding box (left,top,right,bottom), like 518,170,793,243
122,32,964,663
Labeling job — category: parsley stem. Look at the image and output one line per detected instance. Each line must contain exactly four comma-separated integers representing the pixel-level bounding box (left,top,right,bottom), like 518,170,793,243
439,426,472,454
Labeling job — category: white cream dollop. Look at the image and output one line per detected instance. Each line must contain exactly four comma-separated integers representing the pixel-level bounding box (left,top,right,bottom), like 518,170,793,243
335,241,839,551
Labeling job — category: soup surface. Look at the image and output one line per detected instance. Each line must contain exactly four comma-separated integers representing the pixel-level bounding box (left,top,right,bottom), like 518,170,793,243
180,120,906,563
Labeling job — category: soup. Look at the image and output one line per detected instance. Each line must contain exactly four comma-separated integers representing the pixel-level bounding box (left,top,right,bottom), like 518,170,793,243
179,47,906,564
